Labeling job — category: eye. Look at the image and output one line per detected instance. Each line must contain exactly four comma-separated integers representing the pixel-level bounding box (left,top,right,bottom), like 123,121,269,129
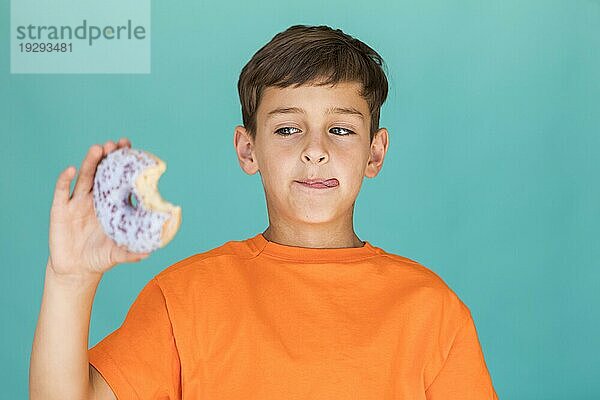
274,127,300,136
274,127,355,136
330,127,354,136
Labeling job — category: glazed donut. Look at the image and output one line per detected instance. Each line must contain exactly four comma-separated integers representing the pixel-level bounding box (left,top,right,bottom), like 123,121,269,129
92,147,182,253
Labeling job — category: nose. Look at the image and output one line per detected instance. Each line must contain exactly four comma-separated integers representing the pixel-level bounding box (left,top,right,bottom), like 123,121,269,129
302,152,328,164
301,131,329,165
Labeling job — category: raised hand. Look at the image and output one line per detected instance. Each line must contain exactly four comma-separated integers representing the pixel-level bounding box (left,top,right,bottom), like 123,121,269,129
48,138,150,280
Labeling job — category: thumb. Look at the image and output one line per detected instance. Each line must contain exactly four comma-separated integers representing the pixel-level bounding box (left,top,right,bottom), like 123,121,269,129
113,245,151,264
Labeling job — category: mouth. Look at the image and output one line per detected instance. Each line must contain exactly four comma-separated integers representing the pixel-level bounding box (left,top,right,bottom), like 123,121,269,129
294,178,339,189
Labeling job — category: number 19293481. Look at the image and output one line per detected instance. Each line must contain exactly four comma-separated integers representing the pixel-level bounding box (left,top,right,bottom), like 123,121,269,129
19,42,72,52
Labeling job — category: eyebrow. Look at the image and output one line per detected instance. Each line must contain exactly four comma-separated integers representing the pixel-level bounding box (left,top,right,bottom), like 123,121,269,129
266,106,365,120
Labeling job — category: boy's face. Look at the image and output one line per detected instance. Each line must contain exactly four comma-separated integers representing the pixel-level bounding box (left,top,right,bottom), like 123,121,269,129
234,80,388,232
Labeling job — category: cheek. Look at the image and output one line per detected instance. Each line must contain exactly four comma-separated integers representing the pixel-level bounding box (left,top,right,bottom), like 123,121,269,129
266,150,296,174
262,159,294,188
340,155,369,191
340,150,367,175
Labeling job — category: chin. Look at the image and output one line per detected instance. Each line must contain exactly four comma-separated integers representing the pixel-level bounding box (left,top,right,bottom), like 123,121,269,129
294,210,339,224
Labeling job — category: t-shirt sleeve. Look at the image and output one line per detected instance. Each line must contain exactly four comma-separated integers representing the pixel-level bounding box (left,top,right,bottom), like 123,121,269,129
425,308,499,399
88,277,182,400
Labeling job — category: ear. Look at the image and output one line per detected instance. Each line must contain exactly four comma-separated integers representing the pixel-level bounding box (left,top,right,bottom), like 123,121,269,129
364,127,389,178
234,125,259,175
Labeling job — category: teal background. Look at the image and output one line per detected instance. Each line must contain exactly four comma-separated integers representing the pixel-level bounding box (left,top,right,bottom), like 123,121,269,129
1,1,599,398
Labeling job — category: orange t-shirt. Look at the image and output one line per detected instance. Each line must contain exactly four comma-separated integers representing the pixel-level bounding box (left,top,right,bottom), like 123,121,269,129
89,233,498,399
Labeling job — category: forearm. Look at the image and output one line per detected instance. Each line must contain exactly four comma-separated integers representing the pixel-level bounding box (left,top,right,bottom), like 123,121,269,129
30,259,102,400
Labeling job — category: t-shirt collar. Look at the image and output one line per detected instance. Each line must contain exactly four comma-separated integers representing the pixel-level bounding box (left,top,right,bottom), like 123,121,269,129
247,232,380,262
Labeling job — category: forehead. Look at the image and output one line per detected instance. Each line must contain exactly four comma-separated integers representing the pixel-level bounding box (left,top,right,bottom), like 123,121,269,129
258,81,369,120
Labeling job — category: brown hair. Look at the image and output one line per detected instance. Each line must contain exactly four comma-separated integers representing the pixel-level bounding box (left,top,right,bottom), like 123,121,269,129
237,24,389,144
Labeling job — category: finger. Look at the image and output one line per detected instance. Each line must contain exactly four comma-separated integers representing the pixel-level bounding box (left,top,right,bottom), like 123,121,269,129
52,165,76,206
72,144,103,197
103,140,118,156
117,137,132,148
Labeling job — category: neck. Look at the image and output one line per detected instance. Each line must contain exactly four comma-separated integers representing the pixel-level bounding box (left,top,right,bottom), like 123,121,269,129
262,223,364,249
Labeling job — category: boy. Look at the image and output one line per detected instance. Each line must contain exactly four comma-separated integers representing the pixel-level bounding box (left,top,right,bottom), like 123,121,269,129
30,25,498,399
